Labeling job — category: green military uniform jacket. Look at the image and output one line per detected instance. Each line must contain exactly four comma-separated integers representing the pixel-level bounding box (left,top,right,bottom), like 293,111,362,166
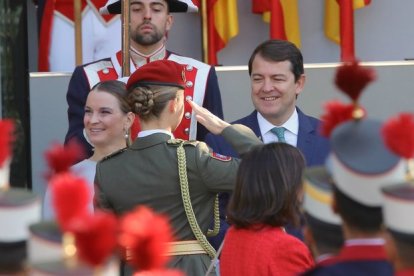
95,124,261,275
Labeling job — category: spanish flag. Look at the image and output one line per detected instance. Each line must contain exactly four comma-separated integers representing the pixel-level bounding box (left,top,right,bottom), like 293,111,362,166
252,0,301,48
325,0,371,61
195,0,239,65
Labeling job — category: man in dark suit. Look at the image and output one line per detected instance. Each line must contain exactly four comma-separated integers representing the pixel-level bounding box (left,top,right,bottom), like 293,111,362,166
205,39,329,164
205,39,330,248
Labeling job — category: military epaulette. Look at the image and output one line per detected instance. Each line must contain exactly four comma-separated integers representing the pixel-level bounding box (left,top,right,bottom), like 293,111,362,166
101,147,127,161
182,140,199,147
167,139,198,147
167,138,185,146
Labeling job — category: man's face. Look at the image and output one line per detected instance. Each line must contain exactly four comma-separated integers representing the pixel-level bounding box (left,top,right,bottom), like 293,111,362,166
250,54,305,125
130,0,173,47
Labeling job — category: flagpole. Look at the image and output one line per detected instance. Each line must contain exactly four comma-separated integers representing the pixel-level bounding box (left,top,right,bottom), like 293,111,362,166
121,0,131,76
74,0,83,66
339,0,354,61
201,0,208,64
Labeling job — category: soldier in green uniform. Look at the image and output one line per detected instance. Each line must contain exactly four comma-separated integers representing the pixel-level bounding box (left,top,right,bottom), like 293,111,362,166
94,60,262,275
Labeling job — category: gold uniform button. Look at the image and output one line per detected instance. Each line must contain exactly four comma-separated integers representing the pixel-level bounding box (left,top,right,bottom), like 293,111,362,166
185,112,191,119
184,128,190,135
186,95,193,101
186,81,193,88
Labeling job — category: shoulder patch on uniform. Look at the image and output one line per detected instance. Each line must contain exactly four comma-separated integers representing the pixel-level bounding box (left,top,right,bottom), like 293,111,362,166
210,152,232,161
101,147,127,161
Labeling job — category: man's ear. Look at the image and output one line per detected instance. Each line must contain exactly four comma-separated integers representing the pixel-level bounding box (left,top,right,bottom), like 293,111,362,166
295,74,306,97
165,14,173,33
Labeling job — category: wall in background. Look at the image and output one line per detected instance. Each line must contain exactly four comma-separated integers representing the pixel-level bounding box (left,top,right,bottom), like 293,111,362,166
30,61,414,198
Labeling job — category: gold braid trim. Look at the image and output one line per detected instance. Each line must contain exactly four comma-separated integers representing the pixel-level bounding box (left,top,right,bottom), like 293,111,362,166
177,143,217,258
207,195,220,237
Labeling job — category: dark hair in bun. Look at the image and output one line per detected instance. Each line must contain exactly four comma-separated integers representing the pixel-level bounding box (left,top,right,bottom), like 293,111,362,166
127,85,181,120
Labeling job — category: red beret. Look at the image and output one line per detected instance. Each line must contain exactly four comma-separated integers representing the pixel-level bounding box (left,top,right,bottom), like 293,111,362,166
126,60,186,90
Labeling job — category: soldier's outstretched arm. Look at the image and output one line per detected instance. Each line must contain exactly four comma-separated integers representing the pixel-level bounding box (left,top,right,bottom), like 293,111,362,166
188,99,230,135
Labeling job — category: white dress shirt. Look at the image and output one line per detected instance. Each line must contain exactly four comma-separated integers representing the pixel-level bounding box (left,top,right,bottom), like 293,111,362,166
257,109,299,146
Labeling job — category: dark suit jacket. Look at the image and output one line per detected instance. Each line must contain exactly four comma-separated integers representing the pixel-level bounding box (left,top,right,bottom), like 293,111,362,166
205,108,330,166
205,108,330,249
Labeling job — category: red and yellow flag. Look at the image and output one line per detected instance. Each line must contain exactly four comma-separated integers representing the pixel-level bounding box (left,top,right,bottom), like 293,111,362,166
252,0,301,48
325,0,371,61
195,0,239,65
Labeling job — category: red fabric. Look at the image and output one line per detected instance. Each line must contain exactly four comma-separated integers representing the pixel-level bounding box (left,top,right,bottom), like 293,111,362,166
195,0,235,65
54,0,115,22
126,60,186,90
70,211,118,266
397,269,414,276
38,0,117,71
363,0,372,6
220,226,314,276
382,113,414,159
252,0,270,13
207,0,225,65
54,0,88,22
119,206,174,271
334,60,376,101
269,0,287,40
335,243,389,262
319,101,358,138
338,0,354,61
0,120,14,167
252,0,287,40
44,140,85,176
173,65,197,141
51,172,90,232
317,255,338,266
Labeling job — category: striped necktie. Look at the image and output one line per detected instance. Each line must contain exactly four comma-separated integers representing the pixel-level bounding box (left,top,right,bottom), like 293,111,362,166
271,127,286,143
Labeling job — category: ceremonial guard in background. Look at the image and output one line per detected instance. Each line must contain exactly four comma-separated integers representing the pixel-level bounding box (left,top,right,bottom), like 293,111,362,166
64,0,223,157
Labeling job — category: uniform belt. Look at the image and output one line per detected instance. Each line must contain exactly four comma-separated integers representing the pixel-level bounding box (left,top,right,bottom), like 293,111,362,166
167,240,207,256
124,240,207,260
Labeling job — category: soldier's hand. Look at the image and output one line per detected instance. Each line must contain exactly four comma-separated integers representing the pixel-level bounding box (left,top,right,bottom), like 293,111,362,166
187,100,230,135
